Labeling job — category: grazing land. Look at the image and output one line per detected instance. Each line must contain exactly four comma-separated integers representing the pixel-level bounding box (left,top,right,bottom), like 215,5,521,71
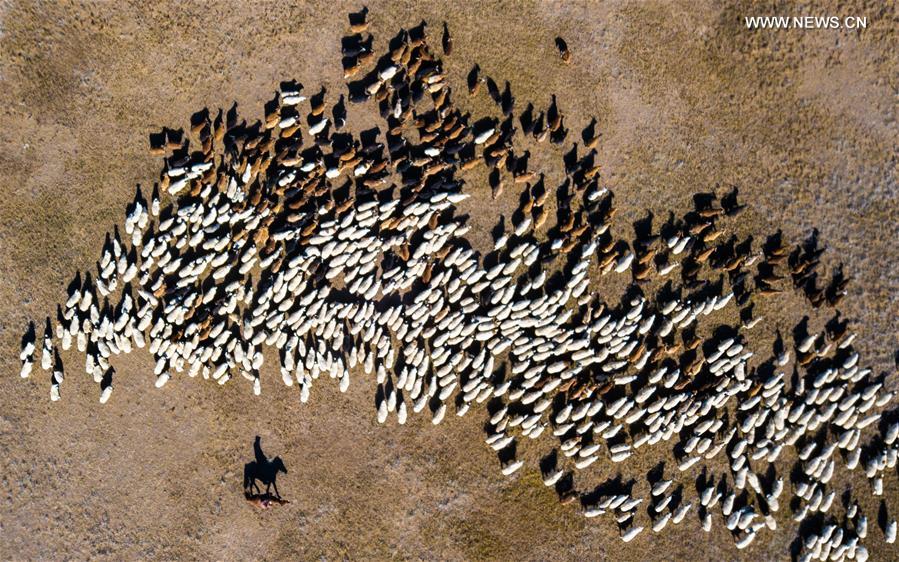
0,1,896,560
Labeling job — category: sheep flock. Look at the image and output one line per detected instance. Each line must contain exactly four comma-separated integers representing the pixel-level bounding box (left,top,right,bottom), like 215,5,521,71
15,9,899,560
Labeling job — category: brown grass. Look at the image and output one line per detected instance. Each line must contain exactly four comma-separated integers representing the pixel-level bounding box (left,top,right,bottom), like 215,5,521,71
0,1,896,560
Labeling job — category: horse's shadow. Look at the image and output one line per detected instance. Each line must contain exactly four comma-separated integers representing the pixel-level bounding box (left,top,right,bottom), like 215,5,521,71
243,436,288,499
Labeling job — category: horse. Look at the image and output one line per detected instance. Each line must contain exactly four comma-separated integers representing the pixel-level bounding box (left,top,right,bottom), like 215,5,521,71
245,491,290,509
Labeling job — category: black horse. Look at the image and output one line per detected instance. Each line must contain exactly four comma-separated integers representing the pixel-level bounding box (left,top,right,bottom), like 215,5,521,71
243,436,288,499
